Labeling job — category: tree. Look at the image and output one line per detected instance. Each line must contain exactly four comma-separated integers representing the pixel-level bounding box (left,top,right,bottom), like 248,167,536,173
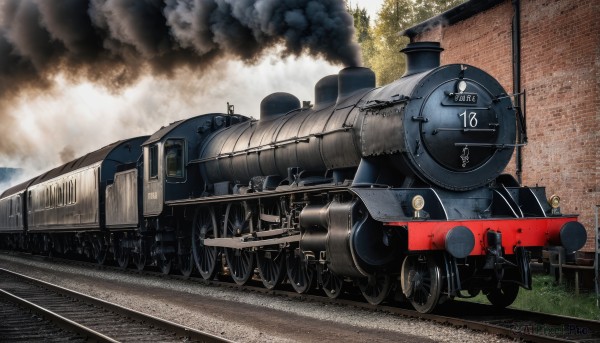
348,5,375,68
357,0,464,85
369,0,415,84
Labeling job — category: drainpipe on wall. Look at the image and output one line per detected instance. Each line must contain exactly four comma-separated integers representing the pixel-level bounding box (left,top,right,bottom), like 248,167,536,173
512,0,523,184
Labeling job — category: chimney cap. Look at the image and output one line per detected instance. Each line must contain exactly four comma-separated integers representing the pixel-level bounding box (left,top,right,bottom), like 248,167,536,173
401,41,444,77
400,41,444,53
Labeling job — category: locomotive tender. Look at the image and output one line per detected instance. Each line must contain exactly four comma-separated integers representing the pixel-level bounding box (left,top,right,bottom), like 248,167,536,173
0,42,587,313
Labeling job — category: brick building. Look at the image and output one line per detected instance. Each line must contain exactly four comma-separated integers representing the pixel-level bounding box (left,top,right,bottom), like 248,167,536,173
403,0,599,249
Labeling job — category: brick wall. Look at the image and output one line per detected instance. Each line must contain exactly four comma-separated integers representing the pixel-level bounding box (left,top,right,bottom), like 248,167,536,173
414,0,600,250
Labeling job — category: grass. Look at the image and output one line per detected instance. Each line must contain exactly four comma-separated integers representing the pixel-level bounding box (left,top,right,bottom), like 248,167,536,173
461,274,600,320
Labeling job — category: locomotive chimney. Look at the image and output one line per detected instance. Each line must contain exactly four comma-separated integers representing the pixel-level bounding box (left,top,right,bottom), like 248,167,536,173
313,75,338,110
260,92,301,120
336,67,376,103
401,41,444,77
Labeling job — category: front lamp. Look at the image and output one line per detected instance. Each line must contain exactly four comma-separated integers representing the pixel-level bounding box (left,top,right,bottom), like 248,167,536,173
548,194,561,215
549,194,560,209
412,195,425,218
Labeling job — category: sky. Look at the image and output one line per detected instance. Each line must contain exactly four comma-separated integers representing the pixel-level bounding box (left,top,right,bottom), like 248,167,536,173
0,0,388,190
351,0,385,21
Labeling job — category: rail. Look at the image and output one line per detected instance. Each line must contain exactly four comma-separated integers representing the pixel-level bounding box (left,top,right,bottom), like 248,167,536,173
0,288,117,342
0,267,232,343
2,252,599,342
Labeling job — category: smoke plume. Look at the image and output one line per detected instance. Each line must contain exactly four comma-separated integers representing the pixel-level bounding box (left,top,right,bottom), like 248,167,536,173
0,0,361,157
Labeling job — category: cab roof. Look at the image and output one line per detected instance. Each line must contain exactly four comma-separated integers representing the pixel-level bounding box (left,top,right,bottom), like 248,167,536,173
143,114,219,146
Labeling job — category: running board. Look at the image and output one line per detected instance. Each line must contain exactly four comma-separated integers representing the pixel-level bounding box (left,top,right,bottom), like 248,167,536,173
203,234,300,249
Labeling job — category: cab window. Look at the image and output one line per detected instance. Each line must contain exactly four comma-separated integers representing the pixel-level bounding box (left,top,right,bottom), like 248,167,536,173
165,139,185,178
149,144,159,179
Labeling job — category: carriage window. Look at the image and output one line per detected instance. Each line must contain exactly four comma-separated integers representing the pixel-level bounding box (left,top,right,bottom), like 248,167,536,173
149,144,159,179
59,185,64,207
165,140,185,178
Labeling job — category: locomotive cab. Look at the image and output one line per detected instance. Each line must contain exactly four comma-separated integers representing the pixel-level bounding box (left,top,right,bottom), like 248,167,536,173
139,113,249,274
142,114,249,217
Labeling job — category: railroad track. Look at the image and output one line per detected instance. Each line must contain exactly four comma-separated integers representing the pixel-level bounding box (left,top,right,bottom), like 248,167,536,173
0,266,231,343
2,250,600,342
262,284,600,343
0,295,87,342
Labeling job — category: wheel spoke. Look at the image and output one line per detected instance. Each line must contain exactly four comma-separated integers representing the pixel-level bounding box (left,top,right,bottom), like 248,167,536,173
286,249,313,293
115,235,130,269
224,203,254,285
92,237,108,265
179,250,193,278
159,258,172,275
133,239,146,272
359,274,390,305
401,254,442,313
253,200,287,289
192,207,219,280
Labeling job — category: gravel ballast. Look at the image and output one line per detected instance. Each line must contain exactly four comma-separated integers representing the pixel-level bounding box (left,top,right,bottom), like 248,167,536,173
0,253,513,342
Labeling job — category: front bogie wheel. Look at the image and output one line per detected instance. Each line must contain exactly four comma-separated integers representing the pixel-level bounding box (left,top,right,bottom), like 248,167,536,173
358,273,391,305
401,254,443,313
486,282,519,308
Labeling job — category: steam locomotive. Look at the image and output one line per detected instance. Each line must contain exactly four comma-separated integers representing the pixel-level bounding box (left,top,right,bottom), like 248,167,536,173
0,42,587,313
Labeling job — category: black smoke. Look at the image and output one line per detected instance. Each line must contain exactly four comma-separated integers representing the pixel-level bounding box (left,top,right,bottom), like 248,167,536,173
0,0,360,154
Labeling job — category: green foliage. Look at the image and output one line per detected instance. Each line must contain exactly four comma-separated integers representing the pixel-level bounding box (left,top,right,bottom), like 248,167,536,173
370,0,414,85
349,0,464,85
463,274,600,320
347,5,375,70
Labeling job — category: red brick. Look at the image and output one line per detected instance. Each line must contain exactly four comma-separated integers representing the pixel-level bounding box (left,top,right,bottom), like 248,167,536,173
414,0,600,250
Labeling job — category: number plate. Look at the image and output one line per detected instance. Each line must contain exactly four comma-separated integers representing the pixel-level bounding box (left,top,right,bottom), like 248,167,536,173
453,93,478,104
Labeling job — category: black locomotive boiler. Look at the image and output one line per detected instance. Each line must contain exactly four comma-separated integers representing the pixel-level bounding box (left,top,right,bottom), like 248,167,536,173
0,42,587,313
